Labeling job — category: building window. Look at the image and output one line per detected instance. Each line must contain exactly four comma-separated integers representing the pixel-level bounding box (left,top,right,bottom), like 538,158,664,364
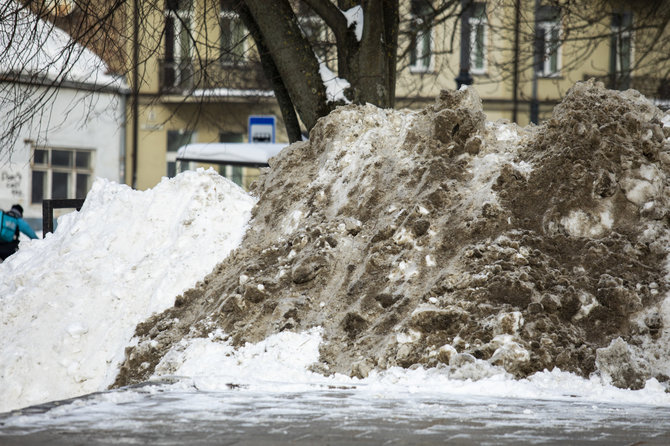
611,12,633,90
219,132,244,187
535,6,561,77
167,129,194,178
31,147,93,204
410,0,433,72
469,2,487,74
220,0,246,64
164,0,194,90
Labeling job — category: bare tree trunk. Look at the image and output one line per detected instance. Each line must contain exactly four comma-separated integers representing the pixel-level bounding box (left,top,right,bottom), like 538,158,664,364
352,0,397,107
242,0,398,133
382,0,399,107
237,3,303,143
243,0,332,132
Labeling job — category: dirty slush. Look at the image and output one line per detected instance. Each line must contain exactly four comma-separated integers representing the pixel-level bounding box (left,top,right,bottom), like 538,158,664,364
115,81,670,391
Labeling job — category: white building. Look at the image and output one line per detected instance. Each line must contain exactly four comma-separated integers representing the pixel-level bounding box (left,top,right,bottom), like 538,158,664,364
0,1,126,230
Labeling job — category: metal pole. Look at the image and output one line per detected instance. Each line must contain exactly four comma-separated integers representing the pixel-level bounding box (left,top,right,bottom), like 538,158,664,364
530,0,540,124
511,0,521,122
131,0,139,189
42,199,85,236
455,0,474,89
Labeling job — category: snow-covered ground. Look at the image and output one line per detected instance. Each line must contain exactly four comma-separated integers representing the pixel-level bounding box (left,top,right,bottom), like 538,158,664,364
1,329,670,444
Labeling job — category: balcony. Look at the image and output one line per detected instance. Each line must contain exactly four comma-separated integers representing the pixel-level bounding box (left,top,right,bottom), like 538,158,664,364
159,59,194,93
158,58,271,96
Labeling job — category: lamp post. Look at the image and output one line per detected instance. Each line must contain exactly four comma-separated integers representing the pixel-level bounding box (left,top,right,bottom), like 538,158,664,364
455,0,473,89
511,0,521,122
131,0,139,188
530,0,540,124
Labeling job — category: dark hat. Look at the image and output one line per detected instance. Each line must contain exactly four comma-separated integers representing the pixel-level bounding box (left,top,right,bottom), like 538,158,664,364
10,204,23,218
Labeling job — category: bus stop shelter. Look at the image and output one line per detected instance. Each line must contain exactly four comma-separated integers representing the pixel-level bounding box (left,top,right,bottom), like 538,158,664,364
176,143,287,170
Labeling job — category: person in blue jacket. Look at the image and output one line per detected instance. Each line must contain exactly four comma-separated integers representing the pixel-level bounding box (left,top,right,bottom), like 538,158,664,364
0,204,38,261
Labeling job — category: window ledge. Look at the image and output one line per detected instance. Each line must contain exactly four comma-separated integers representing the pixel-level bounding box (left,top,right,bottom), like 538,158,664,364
220,60,249,67
409,66,435,74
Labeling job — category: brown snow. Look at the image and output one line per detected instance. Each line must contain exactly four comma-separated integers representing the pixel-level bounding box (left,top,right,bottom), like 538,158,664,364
114,80,670,390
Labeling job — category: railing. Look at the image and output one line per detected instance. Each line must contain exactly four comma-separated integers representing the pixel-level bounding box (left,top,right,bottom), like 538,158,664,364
159,59,195,93
42,199,85,236
158,58,269,94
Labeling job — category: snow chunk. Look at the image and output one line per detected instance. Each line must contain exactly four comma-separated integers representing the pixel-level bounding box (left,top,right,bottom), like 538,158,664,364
489,335,531,366
342,6,364,41
622,178,658,206
560,208,614,238
662,113,670,130
319,63,351,104
496,124,519,142
153,328,325,390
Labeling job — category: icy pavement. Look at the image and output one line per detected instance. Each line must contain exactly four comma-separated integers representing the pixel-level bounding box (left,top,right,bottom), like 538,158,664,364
1,383,669,445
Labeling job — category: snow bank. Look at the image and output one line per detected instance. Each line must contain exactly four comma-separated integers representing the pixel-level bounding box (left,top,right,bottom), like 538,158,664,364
0,169,255,412
117,81,670,394
152,328,670,407
4,81,670,415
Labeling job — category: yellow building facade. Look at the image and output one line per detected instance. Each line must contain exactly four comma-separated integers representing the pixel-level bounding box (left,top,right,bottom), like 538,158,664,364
396,0,670,125
52,0,669,190
122,0,290,190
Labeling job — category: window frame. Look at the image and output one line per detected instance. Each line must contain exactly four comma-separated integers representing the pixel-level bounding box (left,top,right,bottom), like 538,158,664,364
164,0,194,89
167,129,195,178
409,21,433,73
165,1,194,61
611,12,634,84
220,6,247,65
469,2,488,75
536,18,562,78
30,146,94,204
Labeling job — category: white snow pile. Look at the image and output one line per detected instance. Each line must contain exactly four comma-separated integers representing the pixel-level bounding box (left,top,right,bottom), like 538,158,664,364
0,169,255,412
150,328,670,407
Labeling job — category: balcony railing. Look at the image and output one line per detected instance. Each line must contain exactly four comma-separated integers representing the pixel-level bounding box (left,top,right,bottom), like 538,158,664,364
159,59,194,93
158,58,270,95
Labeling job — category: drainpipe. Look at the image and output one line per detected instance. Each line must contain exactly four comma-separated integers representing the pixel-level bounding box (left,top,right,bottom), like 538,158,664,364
131,0,139,189
455,0,474,89
120,84,127,185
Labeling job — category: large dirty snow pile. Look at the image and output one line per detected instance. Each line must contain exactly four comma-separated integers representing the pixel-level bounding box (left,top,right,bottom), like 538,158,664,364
0,170,255,412
115,80,670,392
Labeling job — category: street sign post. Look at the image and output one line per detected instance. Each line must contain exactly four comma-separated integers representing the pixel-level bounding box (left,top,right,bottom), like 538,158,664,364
248,116,276,143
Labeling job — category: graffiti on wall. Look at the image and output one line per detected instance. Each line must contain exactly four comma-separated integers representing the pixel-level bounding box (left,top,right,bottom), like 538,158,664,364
1,171,23,198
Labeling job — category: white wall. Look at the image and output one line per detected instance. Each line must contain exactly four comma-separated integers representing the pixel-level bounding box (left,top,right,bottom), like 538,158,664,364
0,83,124,225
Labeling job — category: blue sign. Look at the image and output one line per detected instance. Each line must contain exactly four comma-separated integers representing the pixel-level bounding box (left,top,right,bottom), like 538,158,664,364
248,116,276,143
